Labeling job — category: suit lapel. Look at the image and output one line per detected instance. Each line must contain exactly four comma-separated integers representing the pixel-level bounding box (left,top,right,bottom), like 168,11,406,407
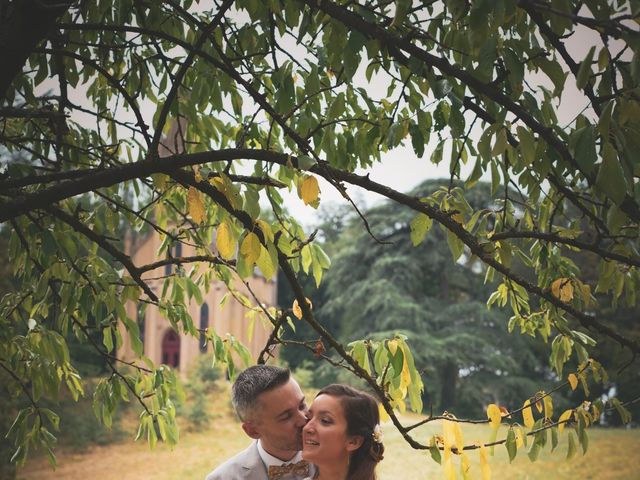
241,441,268,479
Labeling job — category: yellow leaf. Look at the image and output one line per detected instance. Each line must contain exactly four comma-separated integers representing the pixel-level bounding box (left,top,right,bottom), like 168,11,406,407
256,219,274,242
453,422,464,453
558,409,574,434
300,175,320,207
514,427,524,448
210,174,240,208
210,176,225,189
292,298,312,320
187,187,206,224
486,404,502,430
400,355,411,394
551,278,574,302
395,397,406,413
479,443,491,480
568,373,578,391
577,280,592,306
216,221,236,260
256,244,276,279
151,173,169,191
443,419,454,452
543,395,553,420
444,458,457,480
378,403,390,423
522,399,534,429
292,299,303,319
460,452,471,480
387,339,399,355
534,396,544,414
240,232,261,265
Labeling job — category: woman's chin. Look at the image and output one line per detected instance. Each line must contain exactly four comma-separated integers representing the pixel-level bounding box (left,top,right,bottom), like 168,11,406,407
301,448,318,463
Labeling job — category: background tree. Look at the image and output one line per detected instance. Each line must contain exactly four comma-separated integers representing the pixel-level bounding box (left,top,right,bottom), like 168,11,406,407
314,180,551,418
1,0,638,473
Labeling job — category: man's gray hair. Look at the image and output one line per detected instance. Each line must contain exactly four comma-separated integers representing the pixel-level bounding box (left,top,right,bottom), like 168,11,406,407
232,365,291,421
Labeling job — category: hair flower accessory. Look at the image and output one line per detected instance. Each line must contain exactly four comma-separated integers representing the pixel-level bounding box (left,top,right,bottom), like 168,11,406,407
372,424,383,443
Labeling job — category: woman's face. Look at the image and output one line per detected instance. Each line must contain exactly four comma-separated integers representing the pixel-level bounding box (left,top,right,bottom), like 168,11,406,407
302,394,362,465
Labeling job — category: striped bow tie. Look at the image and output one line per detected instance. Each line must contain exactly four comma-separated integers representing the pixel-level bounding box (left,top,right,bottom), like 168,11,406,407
267,460,309,479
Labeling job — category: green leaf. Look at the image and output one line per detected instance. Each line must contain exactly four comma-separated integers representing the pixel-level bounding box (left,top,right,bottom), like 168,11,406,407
327,92,346,120
570,125,597,174
595,142,628,205
577,424,589,454
490,161,501,196
527,441,541,462
429,435,442,464
449,106,465,137
297,154,317,170
566,431,577,460
516,126,536,166
392,0,412,27
537,58,567,96
409,124,425,158
446,230,464,262
491,129,508,157
409,213,433,246
102,327,114,353
576,46,595,90
506,428,517,463
432,78,453,99
430,140,444,164
550,426,559,452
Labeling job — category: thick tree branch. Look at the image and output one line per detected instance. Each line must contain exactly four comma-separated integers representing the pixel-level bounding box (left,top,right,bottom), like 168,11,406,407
490,230,640,269
0,0,72,99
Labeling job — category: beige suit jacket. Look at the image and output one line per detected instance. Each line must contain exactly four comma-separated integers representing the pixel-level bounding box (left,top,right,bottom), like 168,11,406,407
205,441,267,480
205,441,314,480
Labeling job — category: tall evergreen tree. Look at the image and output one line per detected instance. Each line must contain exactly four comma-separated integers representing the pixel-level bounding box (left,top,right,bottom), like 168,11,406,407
319,181,551,416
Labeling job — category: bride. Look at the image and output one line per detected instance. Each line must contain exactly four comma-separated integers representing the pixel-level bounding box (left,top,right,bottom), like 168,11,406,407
301,384,385,480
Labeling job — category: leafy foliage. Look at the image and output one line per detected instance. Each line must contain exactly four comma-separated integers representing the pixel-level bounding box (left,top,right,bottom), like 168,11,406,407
311,181,550,417
1,0,639,472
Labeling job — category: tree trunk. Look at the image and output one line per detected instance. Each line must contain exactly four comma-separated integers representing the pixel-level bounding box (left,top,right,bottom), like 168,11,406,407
440,360,458,412
0,0,70,100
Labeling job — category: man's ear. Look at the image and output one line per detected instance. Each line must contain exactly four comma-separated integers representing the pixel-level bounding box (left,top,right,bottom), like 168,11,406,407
242,421,261,440
346,435,364,452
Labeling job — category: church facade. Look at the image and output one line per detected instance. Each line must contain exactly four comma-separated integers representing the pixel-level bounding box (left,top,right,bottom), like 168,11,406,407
117,230,277,375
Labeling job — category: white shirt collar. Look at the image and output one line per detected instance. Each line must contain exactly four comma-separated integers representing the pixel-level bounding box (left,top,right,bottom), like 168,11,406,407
256,440,303,468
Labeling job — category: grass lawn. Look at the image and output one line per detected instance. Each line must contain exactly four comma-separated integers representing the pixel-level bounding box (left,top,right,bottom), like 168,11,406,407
17,384,640,480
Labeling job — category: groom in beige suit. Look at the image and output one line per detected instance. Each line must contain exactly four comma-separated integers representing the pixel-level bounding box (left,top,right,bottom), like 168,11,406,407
205,365,315,480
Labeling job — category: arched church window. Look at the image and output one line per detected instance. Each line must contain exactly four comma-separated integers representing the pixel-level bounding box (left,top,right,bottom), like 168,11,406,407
136,304,146,348
161,329,180,368
199,303,209,353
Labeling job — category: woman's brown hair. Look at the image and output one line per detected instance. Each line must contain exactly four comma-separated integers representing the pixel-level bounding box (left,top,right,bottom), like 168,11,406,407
316,384,385,480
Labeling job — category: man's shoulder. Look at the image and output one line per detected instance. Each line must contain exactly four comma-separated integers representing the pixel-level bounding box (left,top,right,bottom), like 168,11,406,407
205,442,263,480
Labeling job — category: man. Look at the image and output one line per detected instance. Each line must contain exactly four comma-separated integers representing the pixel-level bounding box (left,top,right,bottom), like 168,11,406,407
206,365,314,480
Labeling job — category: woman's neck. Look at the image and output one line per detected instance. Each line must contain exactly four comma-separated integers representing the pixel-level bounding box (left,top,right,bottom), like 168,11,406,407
314,459,349,480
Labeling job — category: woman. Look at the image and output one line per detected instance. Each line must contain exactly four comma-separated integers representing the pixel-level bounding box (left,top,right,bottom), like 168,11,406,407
302,384,385,480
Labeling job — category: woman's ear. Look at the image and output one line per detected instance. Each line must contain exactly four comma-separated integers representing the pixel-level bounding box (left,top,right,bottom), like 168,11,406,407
346,435,364,452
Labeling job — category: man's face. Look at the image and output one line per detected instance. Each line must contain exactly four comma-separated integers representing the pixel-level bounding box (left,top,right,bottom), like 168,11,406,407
243,378,308,460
